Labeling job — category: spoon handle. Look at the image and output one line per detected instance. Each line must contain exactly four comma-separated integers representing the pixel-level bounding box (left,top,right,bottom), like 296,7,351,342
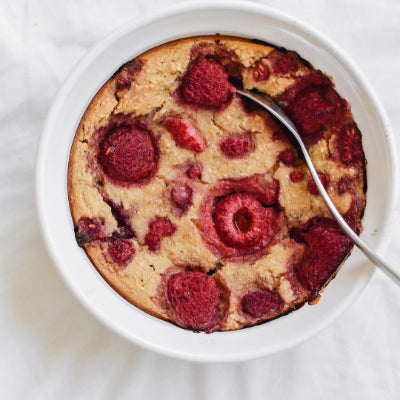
237,89,400,286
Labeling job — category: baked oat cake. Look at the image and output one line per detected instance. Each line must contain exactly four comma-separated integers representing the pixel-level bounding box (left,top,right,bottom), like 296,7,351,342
68,36,366,332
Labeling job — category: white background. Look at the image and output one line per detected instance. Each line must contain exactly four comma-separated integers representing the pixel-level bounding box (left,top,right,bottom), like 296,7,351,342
1,0,400,398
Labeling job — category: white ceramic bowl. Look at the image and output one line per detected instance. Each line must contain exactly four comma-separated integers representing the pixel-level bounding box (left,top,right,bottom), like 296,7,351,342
36,1,398,362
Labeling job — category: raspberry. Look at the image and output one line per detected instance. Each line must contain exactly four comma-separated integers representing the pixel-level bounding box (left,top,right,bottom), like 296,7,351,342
180,57,235,108
171,186,192,211
308,172,329,195
214,192,272,249
337,123,363,165
116,59,144,91
199,176,281,261
279,72,331,103
107,238,135,267
289,87,336,136
253,61,270,81
75,217,104,246
185,162,202,179
167,271,220,331
98,120,159,184
294,217,351,293
278,149,295,164
290,171,304,182
241,290,284,318
145,217,176,251
165,118,205,152
220,134,252,158
274,52,298,74
116,77,131,91
278,72,342,145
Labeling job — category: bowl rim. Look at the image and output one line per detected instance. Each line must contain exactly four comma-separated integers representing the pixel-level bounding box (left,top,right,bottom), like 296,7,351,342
35,0,398,362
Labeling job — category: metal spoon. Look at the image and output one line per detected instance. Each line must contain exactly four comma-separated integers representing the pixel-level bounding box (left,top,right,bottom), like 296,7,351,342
237,88,400,285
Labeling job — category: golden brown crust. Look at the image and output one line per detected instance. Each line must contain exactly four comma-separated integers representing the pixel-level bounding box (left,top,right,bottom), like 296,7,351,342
68,35,366,331
68,79,118,226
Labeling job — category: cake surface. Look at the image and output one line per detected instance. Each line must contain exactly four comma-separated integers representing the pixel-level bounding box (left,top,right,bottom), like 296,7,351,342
68,36,366,332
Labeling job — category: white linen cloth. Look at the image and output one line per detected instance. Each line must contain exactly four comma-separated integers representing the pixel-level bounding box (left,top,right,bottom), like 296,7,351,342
1,0,400,398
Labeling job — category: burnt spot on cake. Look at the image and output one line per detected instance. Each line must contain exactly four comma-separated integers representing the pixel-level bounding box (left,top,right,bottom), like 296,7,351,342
206,261,224,276
308,294,322,305
114,59,144,91
103,198,135,238
74,217,105,247
251,38,283,49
